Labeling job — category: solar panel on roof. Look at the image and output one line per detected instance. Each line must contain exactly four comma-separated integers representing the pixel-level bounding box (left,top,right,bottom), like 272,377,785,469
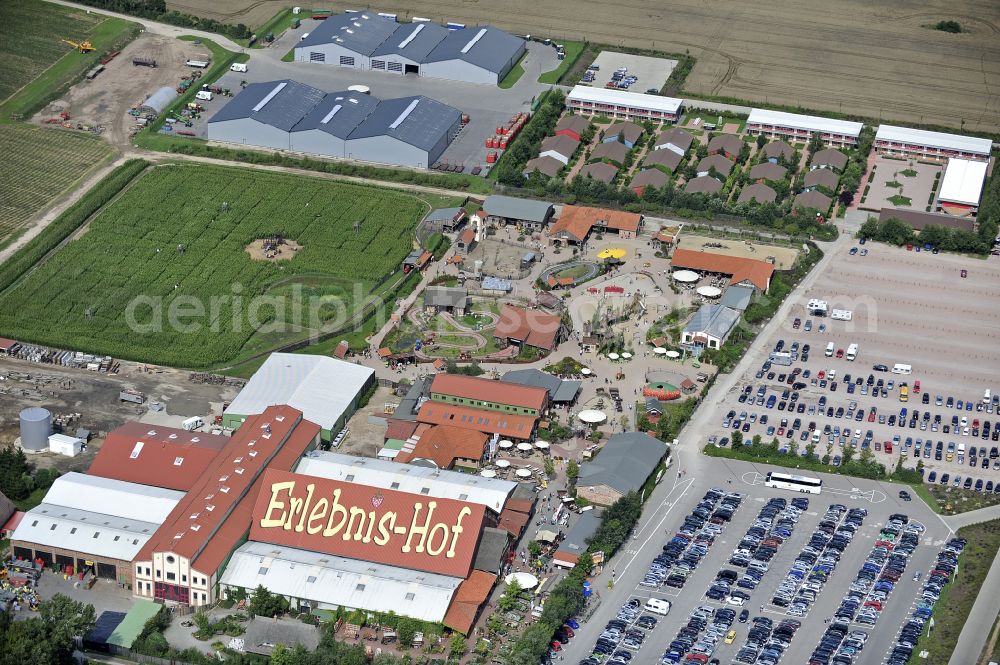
253,82,287,113
389,99,420,129
461,28,488,53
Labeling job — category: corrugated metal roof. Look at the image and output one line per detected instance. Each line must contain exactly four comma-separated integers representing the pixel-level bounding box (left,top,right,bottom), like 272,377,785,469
683,304,741,341
431,373,548,410
875,124,992,155
299,12,403,55
226,353,373,432
719,284,754,312
40,472,183,522
748,108,863,137
483,195,554,223
221,541,461,622
424,25,524,73
293,91,380,138
348,95,461,150
577,432,666,493
938,158,988,206
568,85,683,114
208,79,326,131
372,20,450,61
501,368,581,403
296,451,515,513
424,286,468,308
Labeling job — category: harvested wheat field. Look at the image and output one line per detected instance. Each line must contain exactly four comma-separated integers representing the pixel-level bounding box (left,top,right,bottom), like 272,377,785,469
178,0,1000,134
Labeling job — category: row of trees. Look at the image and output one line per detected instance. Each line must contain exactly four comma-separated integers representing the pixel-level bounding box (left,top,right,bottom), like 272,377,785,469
492,90,567,187
711,432,889,480
0,595,96,665
507,492,644,663
74,0,253,39
858,216,996,255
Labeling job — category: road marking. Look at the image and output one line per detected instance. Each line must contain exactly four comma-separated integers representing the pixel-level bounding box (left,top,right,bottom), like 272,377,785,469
617,477,694,579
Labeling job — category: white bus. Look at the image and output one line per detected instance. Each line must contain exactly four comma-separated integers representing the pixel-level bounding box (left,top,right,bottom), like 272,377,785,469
846,343,859,361
764,471,823,494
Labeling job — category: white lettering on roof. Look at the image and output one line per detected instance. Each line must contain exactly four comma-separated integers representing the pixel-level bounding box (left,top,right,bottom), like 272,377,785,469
252,82,287,113
321,104,342,124
399,23,425,49
130,441,144,459
460,28,488,54
390,99,420,129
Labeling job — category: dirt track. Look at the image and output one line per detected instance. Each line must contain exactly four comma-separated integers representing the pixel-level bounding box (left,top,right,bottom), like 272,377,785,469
178,0,1000,134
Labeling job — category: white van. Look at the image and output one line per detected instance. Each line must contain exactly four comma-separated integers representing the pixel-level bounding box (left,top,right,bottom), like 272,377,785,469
644,598,671,615
195,90,213,101
825,342,835,357
182,416,204,431
230,62,247,73
845,343,858,361
891,363,912,375
985,389,992,404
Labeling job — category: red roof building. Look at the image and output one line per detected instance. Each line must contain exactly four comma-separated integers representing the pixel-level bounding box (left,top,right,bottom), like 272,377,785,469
249,468,487,578
494,303,563,351
670,248,775,292
429,373,548,413
394,424,488,469
88,423,229,492
132,405,320,607
443,570,498,634
416,402,538,441
549,204,643,243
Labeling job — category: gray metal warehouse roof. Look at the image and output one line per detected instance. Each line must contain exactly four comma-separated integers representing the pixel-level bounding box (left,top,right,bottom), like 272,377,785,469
299,12,402,55
293,90,380,138
424,25,524,73
349,95,461,150
501,368,581,403
684,304,741,341
208,79,326,131
578,432,667,494
719,284,754,312
483,195,554,222
372,20,450,61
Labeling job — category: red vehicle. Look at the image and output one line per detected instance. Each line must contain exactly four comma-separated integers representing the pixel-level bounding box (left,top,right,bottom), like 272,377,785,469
913,380,921,394
550,641,562,651
885,442,893,453
818,370,826,380
836,348,845,358
793,318,801,329
907,244,914,251
868,411,876,422
777,427,785,436
974,419,980,429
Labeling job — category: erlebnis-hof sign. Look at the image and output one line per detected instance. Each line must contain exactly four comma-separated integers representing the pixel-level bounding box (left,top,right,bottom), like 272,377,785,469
250,469,486,577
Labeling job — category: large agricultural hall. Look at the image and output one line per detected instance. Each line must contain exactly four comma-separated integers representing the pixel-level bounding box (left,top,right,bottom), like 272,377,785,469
208,79,463,169
295,13,526,86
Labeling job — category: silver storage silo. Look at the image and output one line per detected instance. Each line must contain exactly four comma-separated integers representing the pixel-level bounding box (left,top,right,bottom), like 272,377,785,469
19,407,52,451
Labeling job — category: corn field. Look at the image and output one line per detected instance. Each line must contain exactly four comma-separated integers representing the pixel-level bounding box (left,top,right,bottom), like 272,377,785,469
0,163,425,368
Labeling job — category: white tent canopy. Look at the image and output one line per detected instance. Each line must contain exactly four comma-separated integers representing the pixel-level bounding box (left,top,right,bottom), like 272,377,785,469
578,409,607,424
672,270,699,283
697,285,722,298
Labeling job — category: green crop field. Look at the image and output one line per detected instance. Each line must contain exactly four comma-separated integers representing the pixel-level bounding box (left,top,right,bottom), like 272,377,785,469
0,124,112,245
0,163,427,368
0,0,104,103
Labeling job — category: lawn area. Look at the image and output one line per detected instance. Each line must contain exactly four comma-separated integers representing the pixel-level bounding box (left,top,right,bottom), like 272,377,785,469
0,124,112,246
538,41,586,84
922,483,1000,515
0,163,427,368
554,264,593,280
0,0,138,121
910,518,1000,664
499,53,527,89
888,194,913,206
901,168,918,177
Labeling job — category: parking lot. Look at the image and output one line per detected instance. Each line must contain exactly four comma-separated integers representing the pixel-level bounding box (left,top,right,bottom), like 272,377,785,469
704,240,1000,489
581,50,677,92
559,459,952,665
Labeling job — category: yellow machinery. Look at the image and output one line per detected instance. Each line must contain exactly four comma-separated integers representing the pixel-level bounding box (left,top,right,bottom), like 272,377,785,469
61,39,95,53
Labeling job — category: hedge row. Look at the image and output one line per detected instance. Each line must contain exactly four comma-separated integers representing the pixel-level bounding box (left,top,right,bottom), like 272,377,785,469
0,159,150,294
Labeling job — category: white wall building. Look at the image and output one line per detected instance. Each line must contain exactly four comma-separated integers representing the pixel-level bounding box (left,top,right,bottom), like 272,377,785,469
875,125,992,162
567,85,683,123
746,108,863,148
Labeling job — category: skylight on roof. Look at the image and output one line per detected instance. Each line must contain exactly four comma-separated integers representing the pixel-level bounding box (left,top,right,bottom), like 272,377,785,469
252,82,287,113
460,28,488,54
174,457,184,466
130,442,144,459
389,99,420,129
321,104,342,124
398,23,425,48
